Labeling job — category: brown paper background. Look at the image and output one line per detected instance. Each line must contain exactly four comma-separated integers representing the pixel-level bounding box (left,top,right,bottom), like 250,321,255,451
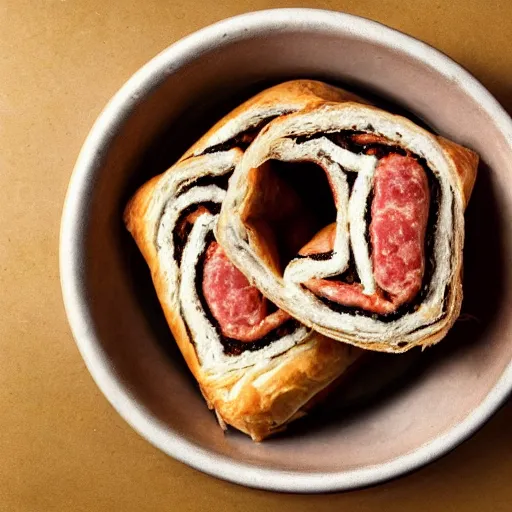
1,0,511,510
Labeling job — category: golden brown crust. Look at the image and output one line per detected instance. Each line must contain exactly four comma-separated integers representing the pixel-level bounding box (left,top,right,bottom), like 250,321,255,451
201,334,360,441
123,175,160,265
124,80,362,441
437,136,479,207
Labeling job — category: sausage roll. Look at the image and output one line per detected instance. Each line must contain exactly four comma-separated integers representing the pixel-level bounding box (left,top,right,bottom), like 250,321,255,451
124,81,361,441
216,97,478,353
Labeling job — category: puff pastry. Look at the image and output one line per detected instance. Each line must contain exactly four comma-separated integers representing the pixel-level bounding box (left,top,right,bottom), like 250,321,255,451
216,97,478,353
124,81,361,441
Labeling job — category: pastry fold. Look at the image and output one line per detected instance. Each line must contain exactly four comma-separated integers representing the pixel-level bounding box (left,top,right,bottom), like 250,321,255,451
216,96,478,353
124,81,361,441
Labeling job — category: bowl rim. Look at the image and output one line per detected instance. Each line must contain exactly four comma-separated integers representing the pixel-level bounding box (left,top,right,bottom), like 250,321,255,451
60,8,512,493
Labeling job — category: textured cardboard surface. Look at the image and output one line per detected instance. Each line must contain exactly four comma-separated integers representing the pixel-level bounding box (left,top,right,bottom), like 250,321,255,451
1,0,511,510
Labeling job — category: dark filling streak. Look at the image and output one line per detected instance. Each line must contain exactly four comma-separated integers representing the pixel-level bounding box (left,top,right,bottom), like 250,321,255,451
295,251,334,261
293,130,407,159
345,171,358,192
220,319,300,356
290,130,444,321
364,189,374,258
192,231,301,356
199,138,246,156
176,172,231,197
198,114,287,156
172,202,221,263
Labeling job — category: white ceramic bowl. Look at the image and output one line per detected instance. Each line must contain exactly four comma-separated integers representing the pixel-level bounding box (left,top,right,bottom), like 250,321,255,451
60,9,512,492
